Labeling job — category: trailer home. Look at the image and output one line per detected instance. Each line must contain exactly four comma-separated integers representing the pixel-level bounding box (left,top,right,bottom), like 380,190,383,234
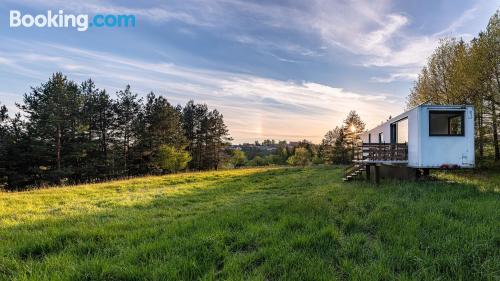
344,104,474,182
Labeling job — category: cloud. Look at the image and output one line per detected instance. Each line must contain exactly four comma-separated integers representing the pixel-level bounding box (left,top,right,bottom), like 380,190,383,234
2,0,486,141
371,72,419,83
361,3,483,85
0,40,401,143
233,35,324,61
6,0,483,73
306,2,408,57
436,6,478,36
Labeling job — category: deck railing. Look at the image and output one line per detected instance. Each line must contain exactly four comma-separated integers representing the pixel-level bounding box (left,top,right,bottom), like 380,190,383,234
354,143,408,162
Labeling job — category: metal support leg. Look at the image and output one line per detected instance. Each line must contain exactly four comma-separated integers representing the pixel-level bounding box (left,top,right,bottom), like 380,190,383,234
365,164,371,181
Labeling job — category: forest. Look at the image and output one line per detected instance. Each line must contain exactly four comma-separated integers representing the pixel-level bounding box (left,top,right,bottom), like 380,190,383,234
0,73,230,189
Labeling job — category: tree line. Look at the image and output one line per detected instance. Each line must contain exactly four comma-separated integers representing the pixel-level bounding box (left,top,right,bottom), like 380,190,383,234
407,10,500,162
0,69,365,190
229,140,325,168
0,73,230,190
225,110,366,167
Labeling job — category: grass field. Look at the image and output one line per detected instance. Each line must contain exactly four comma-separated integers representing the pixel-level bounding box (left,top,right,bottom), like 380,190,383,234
0,166,499,281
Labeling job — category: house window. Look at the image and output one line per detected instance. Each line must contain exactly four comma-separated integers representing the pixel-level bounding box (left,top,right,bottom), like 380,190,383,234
368,133,371,143
429,111,464,136
378,132,384,143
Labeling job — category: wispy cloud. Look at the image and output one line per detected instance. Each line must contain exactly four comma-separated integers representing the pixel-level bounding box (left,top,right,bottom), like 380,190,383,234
436,6,479,37
7,0,484,75
362,3,482,81
371,72,419,83
1,0,491,142
233,35,324,60
0,40,401,143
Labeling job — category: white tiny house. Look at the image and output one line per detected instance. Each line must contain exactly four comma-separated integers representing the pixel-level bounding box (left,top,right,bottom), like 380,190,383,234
360,104,475,168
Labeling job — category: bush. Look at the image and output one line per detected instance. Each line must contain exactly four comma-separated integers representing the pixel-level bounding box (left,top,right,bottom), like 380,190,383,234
230,150,247,168
246,156,268,167
156,145,192,173
287,148,311,166
312,156,324,165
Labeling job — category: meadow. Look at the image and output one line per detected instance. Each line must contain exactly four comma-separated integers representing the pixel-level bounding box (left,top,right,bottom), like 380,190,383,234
0,166,499,280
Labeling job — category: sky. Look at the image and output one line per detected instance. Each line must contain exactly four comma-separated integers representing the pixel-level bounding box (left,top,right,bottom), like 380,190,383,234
0,0,498,143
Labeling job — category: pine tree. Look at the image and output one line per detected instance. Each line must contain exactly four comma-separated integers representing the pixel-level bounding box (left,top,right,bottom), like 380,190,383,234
21,72,83,184
182,101,231,170
93,89,114,177
343,111,365,160
134,92,186,173
113,85,141,176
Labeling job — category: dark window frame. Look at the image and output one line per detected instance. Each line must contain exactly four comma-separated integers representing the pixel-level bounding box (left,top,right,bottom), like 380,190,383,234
429,110,465,137
390,117,408,144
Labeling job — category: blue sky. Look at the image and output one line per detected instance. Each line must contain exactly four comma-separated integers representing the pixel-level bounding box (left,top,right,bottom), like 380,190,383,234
0,0,498,143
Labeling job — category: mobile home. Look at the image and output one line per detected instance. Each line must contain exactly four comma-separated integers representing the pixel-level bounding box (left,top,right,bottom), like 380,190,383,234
345,104,474,182
361,104,474,168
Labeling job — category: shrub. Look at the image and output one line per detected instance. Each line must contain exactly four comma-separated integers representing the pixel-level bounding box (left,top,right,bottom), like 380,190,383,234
230,150,247,168
287,148,311,166
156,145,192,173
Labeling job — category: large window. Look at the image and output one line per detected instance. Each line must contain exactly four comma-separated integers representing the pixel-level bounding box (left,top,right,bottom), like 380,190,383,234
429,111,464,136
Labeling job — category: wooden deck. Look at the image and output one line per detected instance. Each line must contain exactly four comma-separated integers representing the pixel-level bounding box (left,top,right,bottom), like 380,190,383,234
346,143,411,184
353,143,408,164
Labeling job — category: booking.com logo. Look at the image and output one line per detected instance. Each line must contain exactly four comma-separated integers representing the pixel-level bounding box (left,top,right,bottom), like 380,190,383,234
9,10,135,32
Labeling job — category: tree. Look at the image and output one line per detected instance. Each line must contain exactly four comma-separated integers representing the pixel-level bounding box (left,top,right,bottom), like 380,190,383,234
205,109,232,169
342,111,365,161
230,150,247,168
332,128,350,164
1,74,233,189
20,72,83,184
182,101,231,170
0,103,8,186
156,145,191,173
287,147,311,166
113,85,141,175
80,79,111,180
295,140,318,159
247,155,267,166
484,11,500,160
134,93,186,173
0,113,35,189
276,141,289,164
93,89,114,177
182,101,207,169
321,126,341,164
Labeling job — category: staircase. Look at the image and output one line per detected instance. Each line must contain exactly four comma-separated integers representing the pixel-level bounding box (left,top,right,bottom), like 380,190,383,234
343,164,365,182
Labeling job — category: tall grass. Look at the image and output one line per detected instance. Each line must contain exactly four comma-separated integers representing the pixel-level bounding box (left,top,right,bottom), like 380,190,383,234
0,166,498,280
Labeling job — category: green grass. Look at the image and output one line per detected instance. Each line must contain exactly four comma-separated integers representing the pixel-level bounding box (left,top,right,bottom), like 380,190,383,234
0,166,499,281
